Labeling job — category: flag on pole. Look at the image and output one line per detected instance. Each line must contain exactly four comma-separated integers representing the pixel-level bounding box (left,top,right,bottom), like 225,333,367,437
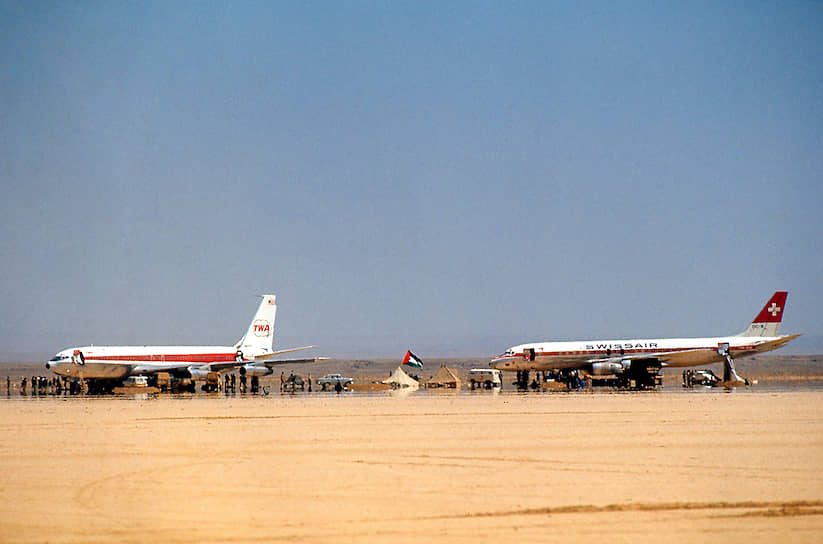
402,350,423,368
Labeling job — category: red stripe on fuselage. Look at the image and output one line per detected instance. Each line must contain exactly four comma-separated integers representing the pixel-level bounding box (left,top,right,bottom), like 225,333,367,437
501,345,756,361
82,353,236,363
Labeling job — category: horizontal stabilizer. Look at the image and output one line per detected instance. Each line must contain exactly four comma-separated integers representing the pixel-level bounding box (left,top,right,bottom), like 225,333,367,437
750,334,801,354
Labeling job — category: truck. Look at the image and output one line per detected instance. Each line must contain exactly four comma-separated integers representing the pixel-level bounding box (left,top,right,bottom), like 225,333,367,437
469,368,502,389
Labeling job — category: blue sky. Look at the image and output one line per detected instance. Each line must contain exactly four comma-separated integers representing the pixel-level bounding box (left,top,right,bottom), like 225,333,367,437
1,2,821,359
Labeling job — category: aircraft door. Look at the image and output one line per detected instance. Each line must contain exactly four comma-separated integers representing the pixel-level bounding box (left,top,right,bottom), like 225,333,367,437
716,342,730,356
523,348,536,361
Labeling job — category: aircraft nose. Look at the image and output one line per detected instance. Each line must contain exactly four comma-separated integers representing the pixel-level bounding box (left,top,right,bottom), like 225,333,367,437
46,361,70,376
490,356,516,370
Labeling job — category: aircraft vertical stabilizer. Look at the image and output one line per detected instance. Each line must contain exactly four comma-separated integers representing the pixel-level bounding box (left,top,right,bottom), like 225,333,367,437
738,291,787,337
236,295,277,355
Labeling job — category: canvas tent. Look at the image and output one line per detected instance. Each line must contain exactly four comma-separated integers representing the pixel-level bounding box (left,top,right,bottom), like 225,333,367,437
382,366,419,390
426,364,461,389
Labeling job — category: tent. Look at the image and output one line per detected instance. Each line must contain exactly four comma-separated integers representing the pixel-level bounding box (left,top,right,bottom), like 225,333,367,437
382,366,419,390
426,364,461,389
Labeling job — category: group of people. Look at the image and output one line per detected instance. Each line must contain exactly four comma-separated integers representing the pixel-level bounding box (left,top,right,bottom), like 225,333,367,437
8,375,83,396
219,373,259,394
4,372,337,396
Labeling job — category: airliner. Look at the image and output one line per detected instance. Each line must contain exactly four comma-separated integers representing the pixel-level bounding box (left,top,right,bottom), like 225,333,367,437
490,291,799,387
46,295,323,385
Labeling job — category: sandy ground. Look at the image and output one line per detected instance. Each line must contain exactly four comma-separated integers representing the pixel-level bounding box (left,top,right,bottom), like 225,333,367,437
1,390,822,543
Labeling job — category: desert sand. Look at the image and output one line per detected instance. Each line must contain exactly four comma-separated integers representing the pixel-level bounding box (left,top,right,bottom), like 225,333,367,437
1,389,822,543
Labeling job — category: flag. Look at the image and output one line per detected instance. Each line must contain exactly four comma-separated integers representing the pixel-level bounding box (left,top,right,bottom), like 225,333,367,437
402,350,423,368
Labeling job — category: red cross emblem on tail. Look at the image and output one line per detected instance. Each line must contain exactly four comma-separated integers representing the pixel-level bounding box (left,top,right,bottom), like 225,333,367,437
753,292,787,323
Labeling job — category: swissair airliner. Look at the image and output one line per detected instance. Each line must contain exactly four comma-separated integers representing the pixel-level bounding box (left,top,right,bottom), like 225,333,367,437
46,295,323,386
490,291,799,388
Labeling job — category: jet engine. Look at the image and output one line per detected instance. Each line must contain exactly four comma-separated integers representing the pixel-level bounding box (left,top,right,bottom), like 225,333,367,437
239,364,273,377
187,366,213,379
590,360,631,376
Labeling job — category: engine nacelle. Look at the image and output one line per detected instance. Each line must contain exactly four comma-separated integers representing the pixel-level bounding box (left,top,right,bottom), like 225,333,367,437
240,364,273,377
590,359,631,376
187,366,212,379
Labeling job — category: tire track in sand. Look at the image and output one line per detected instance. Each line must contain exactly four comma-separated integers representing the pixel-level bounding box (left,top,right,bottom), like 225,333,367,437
432,499,823,520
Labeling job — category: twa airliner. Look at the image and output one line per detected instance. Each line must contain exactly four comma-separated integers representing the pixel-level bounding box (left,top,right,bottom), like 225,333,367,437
46,295,322,385
490,291,799,388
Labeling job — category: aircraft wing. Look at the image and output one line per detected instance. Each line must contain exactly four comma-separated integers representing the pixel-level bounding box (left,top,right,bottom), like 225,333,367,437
200,361,245,373
130,362,198,374
587,348,719,367
256,356,331,367
131,360,247,374
254,346,315,361
197,356,330,373
132,351,332,375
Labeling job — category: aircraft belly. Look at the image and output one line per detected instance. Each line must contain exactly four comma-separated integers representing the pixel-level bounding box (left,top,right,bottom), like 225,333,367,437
507,357,584,371
75,363,132,380
537,357,584,370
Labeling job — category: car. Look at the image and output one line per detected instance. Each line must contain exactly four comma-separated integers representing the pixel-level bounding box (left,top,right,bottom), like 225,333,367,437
682,368,720,388
317,373,353,390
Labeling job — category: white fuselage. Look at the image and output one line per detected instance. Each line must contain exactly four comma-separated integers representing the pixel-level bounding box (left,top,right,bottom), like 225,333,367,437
46,345,245,380
490,334,789,372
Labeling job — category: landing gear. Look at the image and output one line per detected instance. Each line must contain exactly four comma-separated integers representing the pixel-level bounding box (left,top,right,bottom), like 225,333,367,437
516,369,587,390
85,379,116,395
717,343,749,386
560,370,586,390
515,370,531,390
514,363,663,392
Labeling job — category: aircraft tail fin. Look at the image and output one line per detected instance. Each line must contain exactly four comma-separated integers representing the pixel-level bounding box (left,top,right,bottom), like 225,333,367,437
235,295,277,355
738,291,787,337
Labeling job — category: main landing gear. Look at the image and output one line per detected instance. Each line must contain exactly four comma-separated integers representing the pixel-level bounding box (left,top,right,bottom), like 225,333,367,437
515,370,530,390
514,369,587,390
717,343,749,387
514,362,664,391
